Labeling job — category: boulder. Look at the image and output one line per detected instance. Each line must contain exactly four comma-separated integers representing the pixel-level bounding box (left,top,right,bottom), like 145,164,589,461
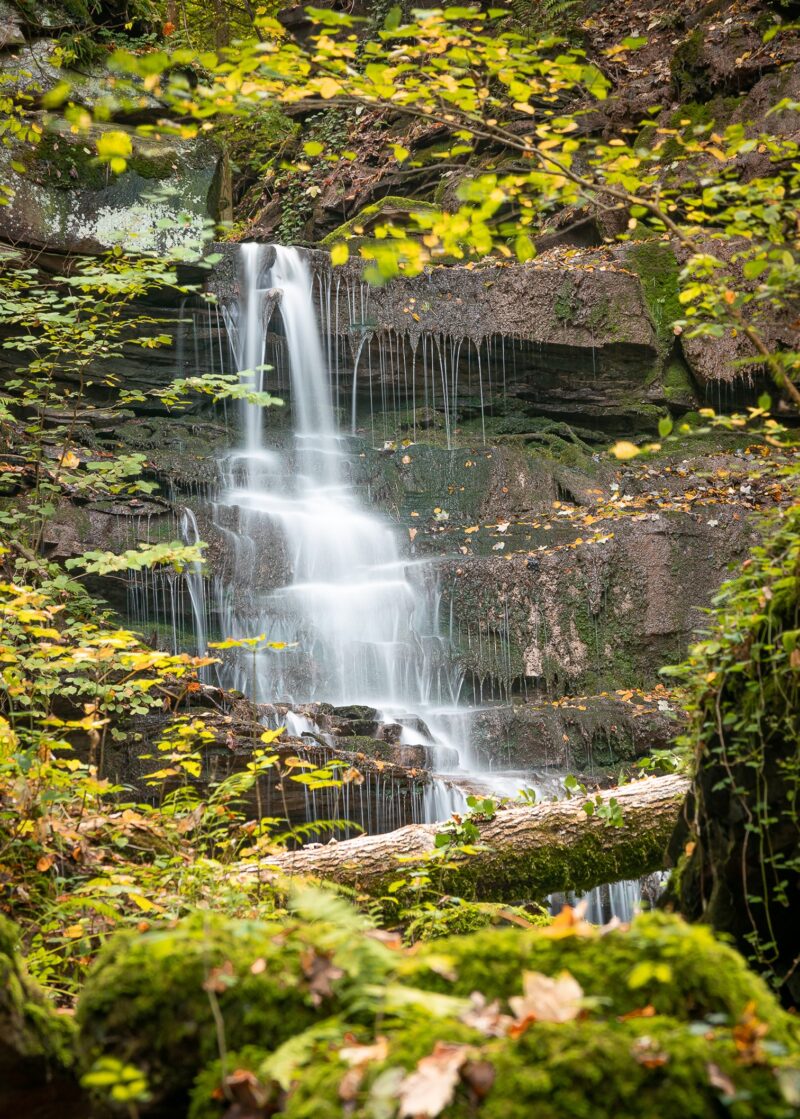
187,912,800,1119
76,906,390,1112
0,112,229,254
0,0,24,46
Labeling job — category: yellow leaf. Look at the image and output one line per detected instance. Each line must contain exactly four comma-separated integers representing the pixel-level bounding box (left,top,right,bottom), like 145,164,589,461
330,242,349,266
61,450,80,469
96,129,133,169
316,77,341,99
64,924,84,939
609,441,641,461
128,892,158,911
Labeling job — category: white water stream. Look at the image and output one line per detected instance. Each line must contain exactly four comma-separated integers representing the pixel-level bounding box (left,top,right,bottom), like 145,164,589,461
212,244,500,818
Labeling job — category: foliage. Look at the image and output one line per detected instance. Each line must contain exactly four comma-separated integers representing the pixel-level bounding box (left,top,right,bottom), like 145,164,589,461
76,887,394,1107
80,7,800,405
663,496,800,1003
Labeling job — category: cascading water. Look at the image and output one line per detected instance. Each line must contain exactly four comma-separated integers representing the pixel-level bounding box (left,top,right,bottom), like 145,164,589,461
216,245,452,709
211,244,473,820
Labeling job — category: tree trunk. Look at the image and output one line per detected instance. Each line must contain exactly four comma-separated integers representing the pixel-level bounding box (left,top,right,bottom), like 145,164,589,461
258,774,689,900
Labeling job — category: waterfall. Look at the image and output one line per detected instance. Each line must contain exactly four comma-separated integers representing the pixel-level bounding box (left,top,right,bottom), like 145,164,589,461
207,244,478,821
149,243,660,919
216,245,449,710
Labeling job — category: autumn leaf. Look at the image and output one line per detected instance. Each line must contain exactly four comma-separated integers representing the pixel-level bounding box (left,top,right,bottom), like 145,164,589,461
300,948,345,1005
398,1042,470,1119
459,992,512,1037
508,970,584,1032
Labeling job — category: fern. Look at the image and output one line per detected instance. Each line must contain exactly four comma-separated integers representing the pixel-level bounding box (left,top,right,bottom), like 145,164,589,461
510,0,583,36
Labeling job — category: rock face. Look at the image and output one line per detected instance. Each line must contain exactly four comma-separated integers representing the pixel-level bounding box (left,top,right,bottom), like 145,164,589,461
440,507,752,700
0,110,228,253
466,692,681,777
209,244,682,432
0,25,231,254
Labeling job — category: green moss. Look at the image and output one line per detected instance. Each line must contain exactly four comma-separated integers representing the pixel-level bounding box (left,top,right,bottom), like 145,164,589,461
212,999,798,1119
188,1045,273,1119
662,359,697,406
321,196,440,249
29,131,107,191
587,295,610,332
403,912,797,1039
76,910,387,1107
128,150,177,181
0,914,76,1070
553,276,579,323
403,901,549,944
670,29,705,100
626,242,682,353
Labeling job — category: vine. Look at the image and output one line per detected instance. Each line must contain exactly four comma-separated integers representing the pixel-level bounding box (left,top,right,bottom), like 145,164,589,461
664,489,800,1002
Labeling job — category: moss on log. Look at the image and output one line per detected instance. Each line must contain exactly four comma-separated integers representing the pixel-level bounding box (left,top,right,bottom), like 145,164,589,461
257,774,689,899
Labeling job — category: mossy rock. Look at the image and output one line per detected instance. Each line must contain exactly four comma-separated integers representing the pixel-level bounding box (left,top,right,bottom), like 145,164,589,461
190,1000,799,1119
0,914,76,1073
402,912,799,1040
662,359,698,407
320,196,439,250
626,241,681,353
76,909,390,1109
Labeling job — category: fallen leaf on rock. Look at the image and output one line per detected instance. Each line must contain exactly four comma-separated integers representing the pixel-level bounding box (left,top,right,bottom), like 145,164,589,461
203,959,235,994
460,992,512,1037
222,1066,270,1111
461,1060,495,1100
618,1004,656,1021
538,901,596,939
398,1043,470,1119
733,1002,768,1064
342,766,365,784
340,1037,390,1067
707,1063,736,1097
508,970,584,1031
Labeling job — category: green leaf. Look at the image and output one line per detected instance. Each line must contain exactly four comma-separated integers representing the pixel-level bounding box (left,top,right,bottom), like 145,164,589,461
658,416,673,439
514,233,535,263
303,140,325,157
743,259,769,280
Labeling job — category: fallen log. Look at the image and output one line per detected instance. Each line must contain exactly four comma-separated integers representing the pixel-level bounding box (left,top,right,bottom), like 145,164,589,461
256,773,690,900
